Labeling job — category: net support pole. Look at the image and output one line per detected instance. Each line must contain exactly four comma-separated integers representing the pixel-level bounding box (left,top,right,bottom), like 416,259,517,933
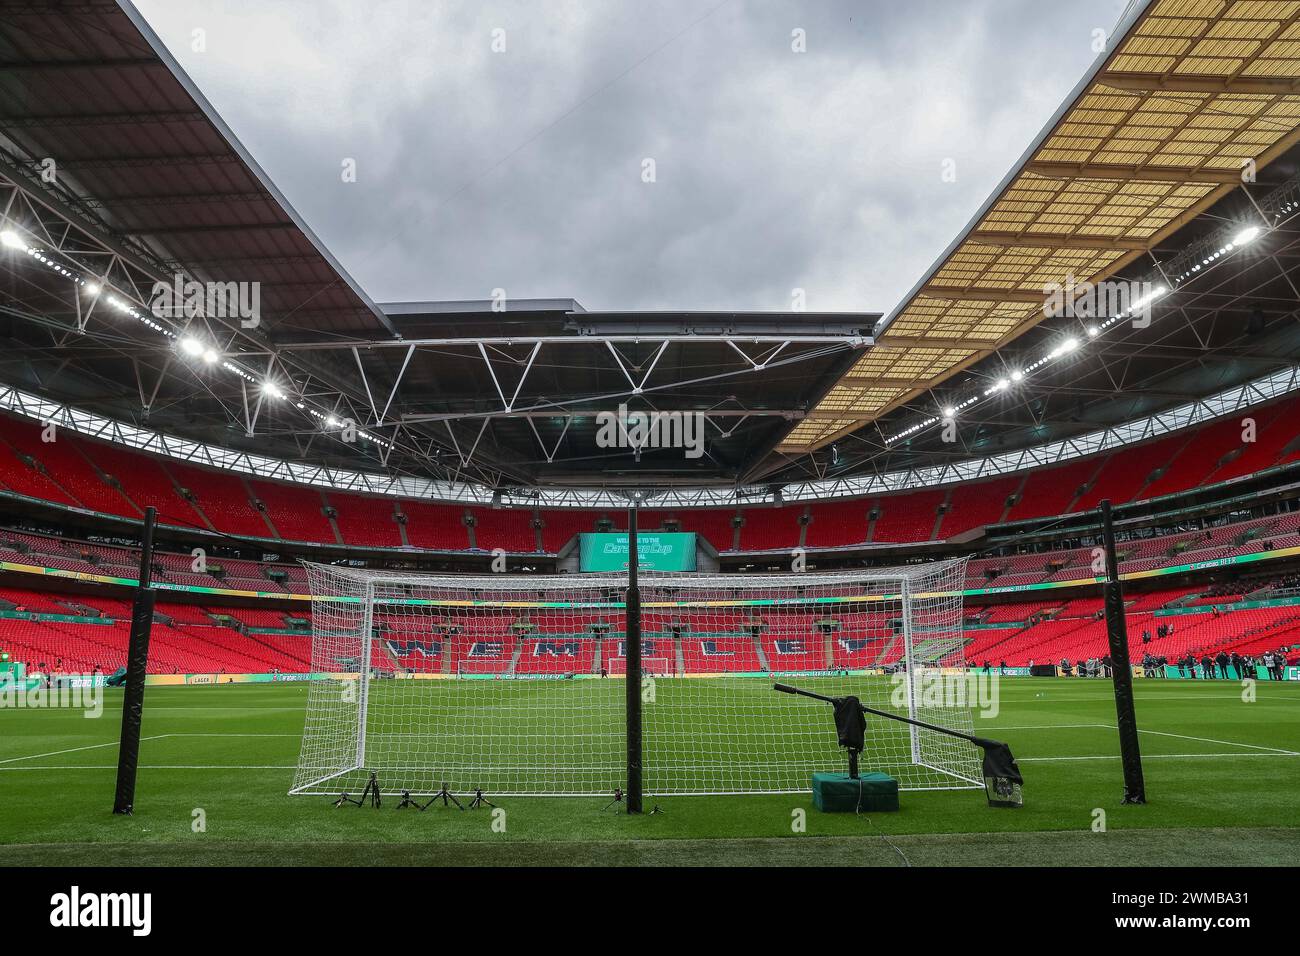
1099,499,1146,804
899,577,922,763
625,506,643,812
113,505,157,814
354,580,375,770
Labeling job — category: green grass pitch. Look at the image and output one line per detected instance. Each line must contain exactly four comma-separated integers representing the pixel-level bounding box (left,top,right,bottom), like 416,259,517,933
1,677,1297,866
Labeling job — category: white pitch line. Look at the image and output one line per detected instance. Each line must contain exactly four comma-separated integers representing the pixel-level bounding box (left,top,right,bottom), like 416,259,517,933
0,731,297,766
1020,752,1300,762
981,723,1111,731
1133,727,1299,755
4,753,1299,771
154,738,299,743
0,735,168,765
0,765,295,771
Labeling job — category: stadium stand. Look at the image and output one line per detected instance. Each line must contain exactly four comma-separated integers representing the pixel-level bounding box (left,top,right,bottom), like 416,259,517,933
737,504,803,551
872,489,945,542
469,506,536,552
398,500,470,550
804,498,871,548
327,491,403,548
3,390,1299,554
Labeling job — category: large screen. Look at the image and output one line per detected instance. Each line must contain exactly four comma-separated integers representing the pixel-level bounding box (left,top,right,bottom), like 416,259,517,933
578,532,697,572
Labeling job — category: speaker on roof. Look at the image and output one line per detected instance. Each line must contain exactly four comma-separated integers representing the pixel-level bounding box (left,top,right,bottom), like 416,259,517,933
1247,305,1266,335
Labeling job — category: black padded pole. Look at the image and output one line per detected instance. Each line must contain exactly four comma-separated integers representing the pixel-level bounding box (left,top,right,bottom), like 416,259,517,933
113,506,157,814
624,506,643,813
1099,499,1146,804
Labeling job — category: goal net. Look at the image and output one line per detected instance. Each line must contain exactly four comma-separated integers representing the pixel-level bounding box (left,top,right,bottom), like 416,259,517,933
291,557,980,797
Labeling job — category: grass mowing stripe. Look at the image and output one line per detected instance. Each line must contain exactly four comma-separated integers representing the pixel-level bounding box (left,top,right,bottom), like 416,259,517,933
5,828,1298,867
1,678,1296,865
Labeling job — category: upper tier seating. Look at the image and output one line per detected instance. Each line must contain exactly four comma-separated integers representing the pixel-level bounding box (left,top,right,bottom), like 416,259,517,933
0,389,1298,554
76,440,208,528
399,500,470,550
872,489,945,542
167,462,271,538
804,499,871,548
470,506,536,552
737,505,803,552
328,491,402,548
938,475,1021,539
1,418,136,517
248,480,336,544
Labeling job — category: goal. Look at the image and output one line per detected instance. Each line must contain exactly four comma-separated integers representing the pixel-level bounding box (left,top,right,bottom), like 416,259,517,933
605,656,673,676
290,557,980,797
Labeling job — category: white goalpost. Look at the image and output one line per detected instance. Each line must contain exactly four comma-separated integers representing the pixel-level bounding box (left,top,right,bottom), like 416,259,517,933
290,557,981,797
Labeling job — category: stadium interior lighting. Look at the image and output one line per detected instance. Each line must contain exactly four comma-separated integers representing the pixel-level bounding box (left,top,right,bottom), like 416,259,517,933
262,382,285,400
179,336,205,357
942,407,956,419
1086,325,1100,337
1233,225,1260,245
1048,337,1080,360
0,229,26,250
83,281,100,295
202,348,219,364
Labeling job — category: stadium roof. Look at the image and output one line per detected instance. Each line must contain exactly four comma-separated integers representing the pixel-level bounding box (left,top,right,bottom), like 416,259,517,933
0,0,1298,498
779,0,1300,453
0,0,877,490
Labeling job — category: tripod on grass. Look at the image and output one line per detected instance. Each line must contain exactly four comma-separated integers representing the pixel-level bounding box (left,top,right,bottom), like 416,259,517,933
395,781,464,811
334,771,382,808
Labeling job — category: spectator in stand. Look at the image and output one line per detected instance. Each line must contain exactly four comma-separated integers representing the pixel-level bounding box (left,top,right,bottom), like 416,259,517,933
1215,650,1231,679
1142,628,1151,645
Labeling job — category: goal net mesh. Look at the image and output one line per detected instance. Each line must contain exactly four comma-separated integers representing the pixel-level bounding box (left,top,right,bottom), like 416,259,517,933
291,557,979,797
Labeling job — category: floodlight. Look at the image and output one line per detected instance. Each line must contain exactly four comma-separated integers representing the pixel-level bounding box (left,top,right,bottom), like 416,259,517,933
1233,225,1260,246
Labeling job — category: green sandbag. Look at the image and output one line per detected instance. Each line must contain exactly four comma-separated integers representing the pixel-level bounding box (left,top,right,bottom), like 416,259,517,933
812,771,900,812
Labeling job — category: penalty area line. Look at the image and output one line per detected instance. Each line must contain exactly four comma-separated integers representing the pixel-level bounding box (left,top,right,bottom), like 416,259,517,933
0,734,169,765
1020,752,1300,763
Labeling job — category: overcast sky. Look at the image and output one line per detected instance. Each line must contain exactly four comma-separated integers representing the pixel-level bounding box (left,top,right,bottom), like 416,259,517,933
131,0,1131,316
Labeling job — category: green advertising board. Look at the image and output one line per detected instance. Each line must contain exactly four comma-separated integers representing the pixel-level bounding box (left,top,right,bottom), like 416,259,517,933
579,532,697,572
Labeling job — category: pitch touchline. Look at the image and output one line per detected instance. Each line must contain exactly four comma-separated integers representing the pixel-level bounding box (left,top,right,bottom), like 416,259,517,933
0,736,165,765
1020,752,1300,762
0,732,298,765
5,753,1300,771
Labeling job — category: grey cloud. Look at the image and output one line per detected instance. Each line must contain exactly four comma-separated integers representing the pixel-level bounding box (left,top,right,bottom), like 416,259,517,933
132,0,1130,314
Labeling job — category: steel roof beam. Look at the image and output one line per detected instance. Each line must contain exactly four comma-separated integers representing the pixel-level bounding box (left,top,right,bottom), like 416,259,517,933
1097,72,1300,95
1024,161,1244,184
